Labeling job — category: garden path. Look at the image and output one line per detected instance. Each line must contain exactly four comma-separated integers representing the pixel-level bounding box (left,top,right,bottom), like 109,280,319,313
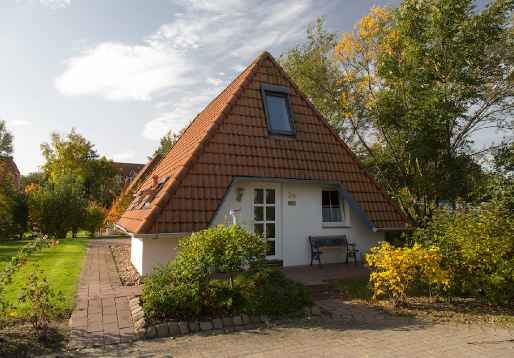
68,239,141,349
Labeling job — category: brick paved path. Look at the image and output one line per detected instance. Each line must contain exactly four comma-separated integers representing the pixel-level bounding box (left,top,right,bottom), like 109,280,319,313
69,240,142,348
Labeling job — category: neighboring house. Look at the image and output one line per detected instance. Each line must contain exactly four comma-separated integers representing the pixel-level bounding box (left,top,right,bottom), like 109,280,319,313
117,52,407,275
0,157,21,190
112,162,145,187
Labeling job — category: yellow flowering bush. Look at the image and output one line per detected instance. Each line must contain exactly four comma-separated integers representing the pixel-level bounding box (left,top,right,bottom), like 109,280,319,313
366,242,449,306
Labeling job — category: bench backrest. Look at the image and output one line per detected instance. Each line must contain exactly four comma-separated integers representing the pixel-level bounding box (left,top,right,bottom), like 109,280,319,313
309,235,348,249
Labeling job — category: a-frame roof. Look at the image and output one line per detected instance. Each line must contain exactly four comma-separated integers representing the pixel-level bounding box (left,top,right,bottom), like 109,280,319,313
118,52,407,234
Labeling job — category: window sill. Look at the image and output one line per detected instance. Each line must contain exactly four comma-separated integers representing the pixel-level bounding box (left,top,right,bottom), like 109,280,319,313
321,222,351,229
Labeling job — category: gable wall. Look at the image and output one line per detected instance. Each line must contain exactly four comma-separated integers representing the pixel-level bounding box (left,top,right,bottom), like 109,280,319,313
148,58,403,234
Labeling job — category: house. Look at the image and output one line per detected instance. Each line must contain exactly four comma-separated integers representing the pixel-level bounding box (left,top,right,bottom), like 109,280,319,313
0,157,21,190
117,52,407,275
112,162,145,187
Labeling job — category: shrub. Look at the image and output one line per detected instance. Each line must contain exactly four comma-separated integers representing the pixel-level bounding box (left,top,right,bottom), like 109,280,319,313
236,269,312,316
83,202,106,237
366,242,449,306
413,202,514,304
19,266,63,338
142,225,311,321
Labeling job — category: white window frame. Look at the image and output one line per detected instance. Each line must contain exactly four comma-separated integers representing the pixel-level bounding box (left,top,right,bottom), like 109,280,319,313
321,189,349,228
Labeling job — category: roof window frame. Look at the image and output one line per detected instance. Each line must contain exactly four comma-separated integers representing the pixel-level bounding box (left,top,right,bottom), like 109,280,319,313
260,84,296,136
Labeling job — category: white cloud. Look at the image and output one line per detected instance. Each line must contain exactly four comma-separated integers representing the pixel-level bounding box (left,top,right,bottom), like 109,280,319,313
143,89,220,140
56,42,194,101
39,0,71,9
56,0,319,139
112,150,135,162
8,119,31,127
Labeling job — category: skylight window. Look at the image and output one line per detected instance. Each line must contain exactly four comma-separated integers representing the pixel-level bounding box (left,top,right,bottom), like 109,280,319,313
261,84,295,136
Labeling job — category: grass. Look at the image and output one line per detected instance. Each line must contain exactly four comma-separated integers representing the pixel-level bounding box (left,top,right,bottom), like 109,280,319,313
0,240,29,271
0,238,89,318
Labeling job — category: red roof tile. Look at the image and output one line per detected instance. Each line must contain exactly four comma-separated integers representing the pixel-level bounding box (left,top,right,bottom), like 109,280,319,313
118,52,407,234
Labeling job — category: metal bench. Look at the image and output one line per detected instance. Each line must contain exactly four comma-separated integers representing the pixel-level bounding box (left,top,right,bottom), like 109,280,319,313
308,235,359,267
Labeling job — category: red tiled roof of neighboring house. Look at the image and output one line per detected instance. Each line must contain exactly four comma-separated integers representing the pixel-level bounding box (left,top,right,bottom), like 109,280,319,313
112,162,145,186
118,52,408,234
0,157,21,190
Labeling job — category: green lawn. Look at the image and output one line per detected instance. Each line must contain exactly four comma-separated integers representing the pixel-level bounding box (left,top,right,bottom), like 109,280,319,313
0,239,89,318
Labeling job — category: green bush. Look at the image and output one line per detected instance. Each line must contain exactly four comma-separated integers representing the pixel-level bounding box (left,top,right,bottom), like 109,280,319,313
83,202,106,237
142,225,312,321
413,201,514,304
19,266,63,338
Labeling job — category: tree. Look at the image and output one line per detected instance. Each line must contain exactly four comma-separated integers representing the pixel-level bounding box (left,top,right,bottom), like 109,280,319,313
21,171,47,190
27,175,87,238
41,129,120,207
280,19,352,141
283,1,514,224
0,120,13,158
153,129,183,158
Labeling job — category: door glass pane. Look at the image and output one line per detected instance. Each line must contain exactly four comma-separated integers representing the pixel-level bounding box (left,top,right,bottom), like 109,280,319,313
266,189,275,204
254,223,264,237
254,206,264,221
265,223,275,239
265,206,275,221
254,189,264,204
266,240,276,256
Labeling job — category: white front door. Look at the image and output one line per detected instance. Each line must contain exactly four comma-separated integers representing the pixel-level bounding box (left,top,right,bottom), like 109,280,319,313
252,185,281,260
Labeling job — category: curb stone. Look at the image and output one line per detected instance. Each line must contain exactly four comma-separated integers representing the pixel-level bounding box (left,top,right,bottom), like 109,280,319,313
128,295,323,340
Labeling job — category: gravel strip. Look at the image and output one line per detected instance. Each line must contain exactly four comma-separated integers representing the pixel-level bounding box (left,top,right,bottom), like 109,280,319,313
110,244,141,286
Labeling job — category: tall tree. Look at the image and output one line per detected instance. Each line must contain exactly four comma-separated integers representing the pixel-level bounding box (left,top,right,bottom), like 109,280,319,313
41,129,119,207
283,1,514,224
0,120,13,158
153,129,184,158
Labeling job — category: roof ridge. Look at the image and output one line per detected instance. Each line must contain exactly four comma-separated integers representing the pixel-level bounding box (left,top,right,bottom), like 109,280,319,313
134,53,268,234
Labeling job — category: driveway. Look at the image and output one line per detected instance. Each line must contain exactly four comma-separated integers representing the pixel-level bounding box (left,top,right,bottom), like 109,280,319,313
71,318,513,357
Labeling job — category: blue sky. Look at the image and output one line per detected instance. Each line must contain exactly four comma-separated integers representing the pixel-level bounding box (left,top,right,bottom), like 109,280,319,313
1,0,495,174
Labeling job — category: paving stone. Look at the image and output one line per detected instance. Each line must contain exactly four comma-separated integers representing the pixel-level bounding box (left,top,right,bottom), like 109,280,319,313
241,314,250,325
212,318,223,329
145,326,157,339
232,315,243,326
168,322,181,336
200,321,213,331
178,321,189,335
188,321,200,333
67,239,143,349
222,317,234,327
311,306,321,316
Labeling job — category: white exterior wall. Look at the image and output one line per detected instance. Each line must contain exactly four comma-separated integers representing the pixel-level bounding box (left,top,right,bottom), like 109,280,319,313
211,180,384,266
130,236,180,275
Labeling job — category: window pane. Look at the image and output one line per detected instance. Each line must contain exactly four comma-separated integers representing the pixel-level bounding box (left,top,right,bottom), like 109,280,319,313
266,189,275,204
322,190,343,222
322,190,330,206
254,206,264,221
254,223,264,237
266,240,276,256
330,191,340,206
265,206,275,221
266,223,275,239
254,189,263,204
265,93,292,132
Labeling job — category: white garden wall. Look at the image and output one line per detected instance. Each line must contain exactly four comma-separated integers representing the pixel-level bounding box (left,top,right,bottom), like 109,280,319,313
130,236,180,275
